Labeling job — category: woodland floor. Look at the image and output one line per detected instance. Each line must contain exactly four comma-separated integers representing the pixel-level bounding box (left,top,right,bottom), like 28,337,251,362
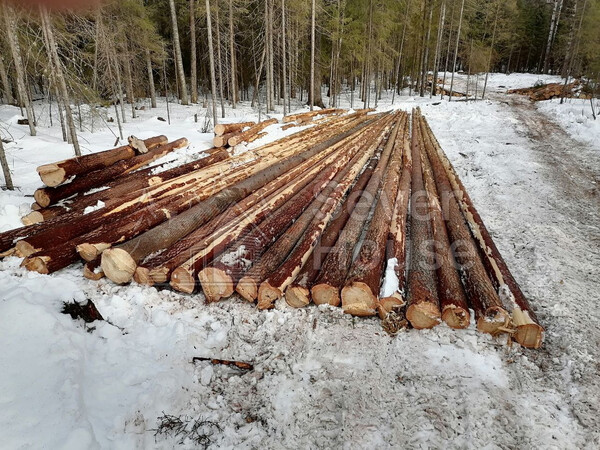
0,73,599,449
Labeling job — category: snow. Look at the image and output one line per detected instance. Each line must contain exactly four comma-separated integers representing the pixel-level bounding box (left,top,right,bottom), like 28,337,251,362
1,73,600,447
83,200,105,214
380,257,399,298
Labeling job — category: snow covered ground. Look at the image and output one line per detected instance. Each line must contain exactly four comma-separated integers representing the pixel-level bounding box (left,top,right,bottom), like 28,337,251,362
1,73,599,448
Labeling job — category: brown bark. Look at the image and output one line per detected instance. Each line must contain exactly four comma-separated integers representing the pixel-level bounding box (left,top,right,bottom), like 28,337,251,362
311,116,396,307
341,115,406,316
214,122,255,135
36,135,167,187
419,114,509,335
34,138,187,208
421,116,542,346
228,118,278,146
405,112,441,329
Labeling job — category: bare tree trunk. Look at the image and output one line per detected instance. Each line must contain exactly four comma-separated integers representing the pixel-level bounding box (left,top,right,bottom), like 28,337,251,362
449,0,465,101
206,0,218,125
113,53,127,123
215,0,226,117
281,0,287,115
482,1,499,100
0,55,15,104
431,0,446,98
543,0,563,74
268,0,275,111
228,0,237,108
2,4,36,136
420,0,434,97
124,51,137,119
441,0,456,99
392,0,412,104
190,0,198,103
169,0,189,105
145,49,157,108
40,6,80,156
251,46,266,108
310,0,316,110
0,139,13,190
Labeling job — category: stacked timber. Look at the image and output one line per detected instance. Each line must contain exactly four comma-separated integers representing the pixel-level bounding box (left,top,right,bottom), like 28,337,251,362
213,118,279,148
0,108,543,349
507,80,585,101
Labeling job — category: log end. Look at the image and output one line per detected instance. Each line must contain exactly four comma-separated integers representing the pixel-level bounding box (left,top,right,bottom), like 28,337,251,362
198,267,234,303
377,295,405,320
311,283,340,306
101,248,137,284
442,305,471,329
406,302,442,329
37,165,67,187
170,267,196,294
257,281,282,310
476,306,511,335
512,307,544,349
15,240,38,258
77,242,111,262
133,267,154,285
31,202,41,211
33,189,51,208
285,286,311,308
148,266,169,284
341,282,377,317
22,255,50,274
21,211,44,226
236,276,258,303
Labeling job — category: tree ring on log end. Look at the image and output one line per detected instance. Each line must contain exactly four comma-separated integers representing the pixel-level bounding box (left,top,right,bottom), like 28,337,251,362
285,286,310,308
101,248,137,284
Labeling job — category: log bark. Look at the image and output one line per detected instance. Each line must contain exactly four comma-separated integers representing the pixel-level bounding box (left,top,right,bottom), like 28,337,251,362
34,138,187,208
100,116,381,285
405,113,441,329
36,135,167,187
421,116,542,346
282,108,343,123
213,132,239,148
419,122,470,329
257,120,389,309
228,118,278,146
311,116,396,306
214,122,255,135
341,115,405,316
285,145,382,308
419,114,509,335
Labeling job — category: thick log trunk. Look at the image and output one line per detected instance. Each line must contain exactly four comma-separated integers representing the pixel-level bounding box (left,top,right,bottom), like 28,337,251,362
36,136,168,187
257,120,388,309
341,115,405,316
311,116,396,306
419,122,470,329
285,145,382,308
282,108,343,124
213,132,239,148
421,116,542,347
228,118,278,146
419,113,509,335
34,138,187,208
405,113,441,329
100,116,380,285
214,122,255,135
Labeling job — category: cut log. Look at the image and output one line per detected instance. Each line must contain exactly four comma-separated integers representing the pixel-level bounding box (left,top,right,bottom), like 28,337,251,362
282,108,344,123
419,123,470,329
256,117,394,309
33,138,188,208
36,135,167,187
405,112,441,329
228,118,278,146
418,113,509,335
214,121,255,135
213,132,239,148
421,116,542,347
246,132,267,143
311,116,397,307
341,115,405,317
284,143,383,308
100,116,381,285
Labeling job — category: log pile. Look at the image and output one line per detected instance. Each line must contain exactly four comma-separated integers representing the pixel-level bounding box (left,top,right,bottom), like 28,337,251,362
507,80,586,101
0,108,543,349
213,118,278,148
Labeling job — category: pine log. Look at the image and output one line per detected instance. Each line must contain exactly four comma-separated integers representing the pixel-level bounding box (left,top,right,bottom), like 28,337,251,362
140,129,347,287
228,118,278,146
310,118,396,307
34,138,188,208
213,132,239,147
405,113,441,329
421,116,542,346
378,118,412,312
36,135,167,187
341,116,405,316
246,132,267,143
419,114,509,335
31,203,41,211
284,146,382,308
214,121,255,136
256,120,389,310
100,116,381,285
419,125,470,329
282,108,344,123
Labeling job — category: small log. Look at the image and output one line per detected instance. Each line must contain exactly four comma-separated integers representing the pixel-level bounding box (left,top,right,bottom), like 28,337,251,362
36,135,167,186
213,132,239,147
282,108,344,123
405,113,441,329
214,121,255,136
34,138,188,208
228,118,278,146
311,117,397,307
341,115,405,317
